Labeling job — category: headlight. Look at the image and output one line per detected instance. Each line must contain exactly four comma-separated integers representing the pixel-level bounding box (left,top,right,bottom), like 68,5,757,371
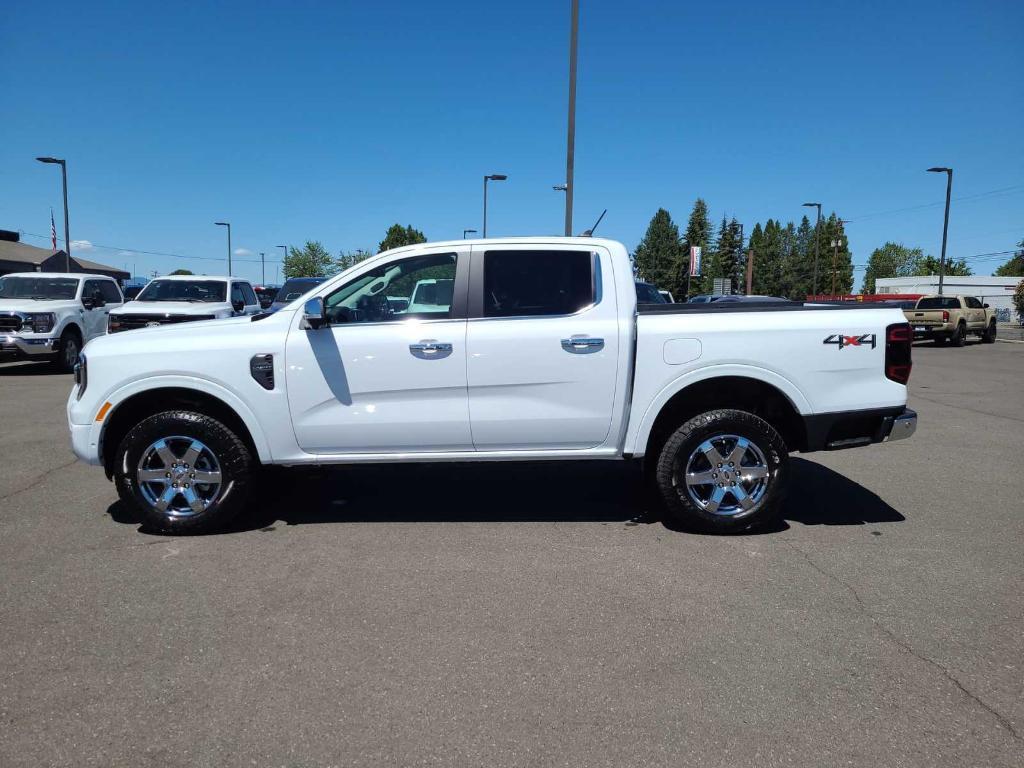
107,315,121,333
74,352,87,398
21,312,56,333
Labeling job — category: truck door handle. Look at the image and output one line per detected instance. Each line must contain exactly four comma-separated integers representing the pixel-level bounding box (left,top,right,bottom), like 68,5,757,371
409,340,453,358
561,336,604,353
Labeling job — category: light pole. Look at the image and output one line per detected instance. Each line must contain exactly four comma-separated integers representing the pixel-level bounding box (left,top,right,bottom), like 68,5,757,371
259,252,266,284
463,229,477,239
215,222,232,275
276,245,288,283
564,0,579,237
802,202,822,296
482,174,507,237
927,167,953,296
36,157,70,271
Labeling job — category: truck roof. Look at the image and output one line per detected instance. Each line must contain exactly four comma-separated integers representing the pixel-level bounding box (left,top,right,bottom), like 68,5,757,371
1,271,115,281
379,236,621,257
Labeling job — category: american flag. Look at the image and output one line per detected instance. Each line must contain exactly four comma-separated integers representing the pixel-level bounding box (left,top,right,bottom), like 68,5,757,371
50,208,57,251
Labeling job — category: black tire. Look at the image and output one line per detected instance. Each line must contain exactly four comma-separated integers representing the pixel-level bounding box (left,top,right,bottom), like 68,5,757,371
114,410,253,534
982,321,997,344
951,322,967,347
653,409,789,534
52,327,81,372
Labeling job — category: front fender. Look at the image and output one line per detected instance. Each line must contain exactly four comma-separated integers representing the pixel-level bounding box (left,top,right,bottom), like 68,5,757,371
94,374,273,463
626,364,812,457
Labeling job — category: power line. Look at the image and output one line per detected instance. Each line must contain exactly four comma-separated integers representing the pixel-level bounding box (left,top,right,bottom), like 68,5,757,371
845,184,1024,223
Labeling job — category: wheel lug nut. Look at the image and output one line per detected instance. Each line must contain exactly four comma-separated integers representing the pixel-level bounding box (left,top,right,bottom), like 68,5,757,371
165,473,171,478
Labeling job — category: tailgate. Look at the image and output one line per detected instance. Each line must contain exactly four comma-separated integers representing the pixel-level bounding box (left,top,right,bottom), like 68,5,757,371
905,309,946,328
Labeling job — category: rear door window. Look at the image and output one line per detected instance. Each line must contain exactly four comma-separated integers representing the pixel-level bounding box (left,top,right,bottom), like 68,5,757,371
483,250,595,317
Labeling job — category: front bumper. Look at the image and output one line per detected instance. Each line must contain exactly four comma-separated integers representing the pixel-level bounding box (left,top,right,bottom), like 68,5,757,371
69,422,102,465
0,334,59,360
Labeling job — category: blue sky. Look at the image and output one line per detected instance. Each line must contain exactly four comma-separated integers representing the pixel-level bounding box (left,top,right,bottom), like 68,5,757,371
2,0,1022,286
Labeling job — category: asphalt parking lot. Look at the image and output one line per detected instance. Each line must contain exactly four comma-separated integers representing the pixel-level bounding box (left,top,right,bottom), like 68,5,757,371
1,340,1022,767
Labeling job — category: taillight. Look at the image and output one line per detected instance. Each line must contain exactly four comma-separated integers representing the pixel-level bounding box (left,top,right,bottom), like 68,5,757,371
942,310,949,322
885,323,912,384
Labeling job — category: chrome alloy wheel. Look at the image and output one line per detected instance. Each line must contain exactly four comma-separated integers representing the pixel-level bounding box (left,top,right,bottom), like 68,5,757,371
136,436,223,517
62,336,79,369
678,434,770,516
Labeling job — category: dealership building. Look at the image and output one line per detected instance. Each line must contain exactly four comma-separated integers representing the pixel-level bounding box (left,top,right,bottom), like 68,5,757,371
0,230,129,282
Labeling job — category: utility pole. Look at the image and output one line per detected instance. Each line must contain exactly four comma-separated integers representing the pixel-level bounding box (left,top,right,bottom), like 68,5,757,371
746,249,755,295
830,220,848,297
803,202,822,297
738,223,744,294
564,0,579,237
259,252,266,284
927,167,953,296
215,222,232,275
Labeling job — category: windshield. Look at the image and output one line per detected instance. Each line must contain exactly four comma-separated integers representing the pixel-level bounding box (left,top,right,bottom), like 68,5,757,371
0,276,80,300
136,279,227,302
276,277,326,303
916,296,960,310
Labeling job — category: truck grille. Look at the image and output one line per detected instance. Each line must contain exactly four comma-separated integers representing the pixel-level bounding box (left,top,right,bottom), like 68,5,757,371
0,313,23,333
109,313,215,333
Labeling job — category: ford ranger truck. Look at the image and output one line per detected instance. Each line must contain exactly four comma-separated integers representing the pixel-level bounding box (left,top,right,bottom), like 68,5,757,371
904,295,997,346
67,238,917,535
1,272,123,371
106,275,261,333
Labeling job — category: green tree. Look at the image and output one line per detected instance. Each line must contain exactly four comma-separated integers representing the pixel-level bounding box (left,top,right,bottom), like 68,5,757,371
780,216,815,299
1013,279,1024,321
703,216,744,294
680,198,713,298
993,238,1024,276
633,208,682,294
379,224,427,253
283,241,336,279
169,269,193,275
861,242,924,294
914,255,972,277
336,249,374,272
819,214,854,295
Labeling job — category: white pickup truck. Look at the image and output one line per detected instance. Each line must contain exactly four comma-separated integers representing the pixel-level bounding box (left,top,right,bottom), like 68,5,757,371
1,272,123,371
67,238,916,534
106,274,261,333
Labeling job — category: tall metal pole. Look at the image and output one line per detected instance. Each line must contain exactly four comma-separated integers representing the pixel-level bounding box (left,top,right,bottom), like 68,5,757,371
812,205,821,296
564,0,579,237
59,161,70,272
483,176,489,238
938,170,952,296
227,225,232,276
259,252,265,284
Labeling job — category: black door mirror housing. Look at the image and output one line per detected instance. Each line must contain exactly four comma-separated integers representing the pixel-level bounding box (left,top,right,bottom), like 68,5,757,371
82,296,96,310
232,299,246,313
983,303,990,308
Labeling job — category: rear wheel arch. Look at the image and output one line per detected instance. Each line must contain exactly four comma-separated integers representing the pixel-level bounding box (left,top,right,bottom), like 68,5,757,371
101,387,262,478
643,376,806,459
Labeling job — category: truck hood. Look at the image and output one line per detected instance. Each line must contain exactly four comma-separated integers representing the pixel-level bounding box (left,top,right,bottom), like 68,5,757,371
0,298,81,313
110,301,231,316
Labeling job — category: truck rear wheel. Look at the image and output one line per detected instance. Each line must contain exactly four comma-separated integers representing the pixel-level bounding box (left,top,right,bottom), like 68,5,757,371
951,322,967,347
653,409,788,533
114,410,253,534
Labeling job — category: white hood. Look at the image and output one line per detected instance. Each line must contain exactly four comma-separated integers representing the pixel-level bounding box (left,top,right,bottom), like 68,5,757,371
0,298,80,313
110,300,231,317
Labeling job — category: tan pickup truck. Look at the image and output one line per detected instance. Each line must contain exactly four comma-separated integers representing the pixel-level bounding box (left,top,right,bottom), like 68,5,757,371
904,295,997,346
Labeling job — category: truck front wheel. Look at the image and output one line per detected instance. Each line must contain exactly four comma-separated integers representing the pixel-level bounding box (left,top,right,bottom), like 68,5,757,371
653,409,788,533
114,410,253,534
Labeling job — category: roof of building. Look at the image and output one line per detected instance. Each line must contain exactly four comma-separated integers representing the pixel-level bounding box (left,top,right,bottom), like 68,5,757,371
0,238,54,265
0,237,129,280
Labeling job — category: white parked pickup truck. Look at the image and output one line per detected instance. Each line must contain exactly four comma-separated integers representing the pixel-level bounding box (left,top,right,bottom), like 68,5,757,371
106,274,261,333
1,272,123,371
67,238,917,534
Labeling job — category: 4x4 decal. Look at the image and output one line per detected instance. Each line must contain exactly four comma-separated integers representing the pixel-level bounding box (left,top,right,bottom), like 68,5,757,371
823,333,876,350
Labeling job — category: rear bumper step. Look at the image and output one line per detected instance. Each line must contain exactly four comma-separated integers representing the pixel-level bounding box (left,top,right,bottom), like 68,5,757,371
802,407,917,452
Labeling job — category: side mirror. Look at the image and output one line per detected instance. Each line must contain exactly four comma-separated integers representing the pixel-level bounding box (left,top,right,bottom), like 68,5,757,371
983,303,990,308
93,290,106,308
302,297,326,330
82,296,96,310
232,298,245,313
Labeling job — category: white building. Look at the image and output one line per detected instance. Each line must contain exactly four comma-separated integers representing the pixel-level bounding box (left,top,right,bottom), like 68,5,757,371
875,275,1020,317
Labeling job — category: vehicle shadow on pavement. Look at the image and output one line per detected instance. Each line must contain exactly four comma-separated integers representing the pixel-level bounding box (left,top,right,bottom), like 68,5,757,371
0,362,66,376
107,457,903,536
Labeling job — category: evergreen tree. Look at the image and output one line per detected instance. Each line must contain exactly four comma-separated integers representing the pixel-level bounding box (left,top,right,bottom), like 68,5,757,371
378,224,427,253
781,216,815,299
747,222,765,294
680,198,712,298
633,208,682,293
819,214,854,295
701,215,730,294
